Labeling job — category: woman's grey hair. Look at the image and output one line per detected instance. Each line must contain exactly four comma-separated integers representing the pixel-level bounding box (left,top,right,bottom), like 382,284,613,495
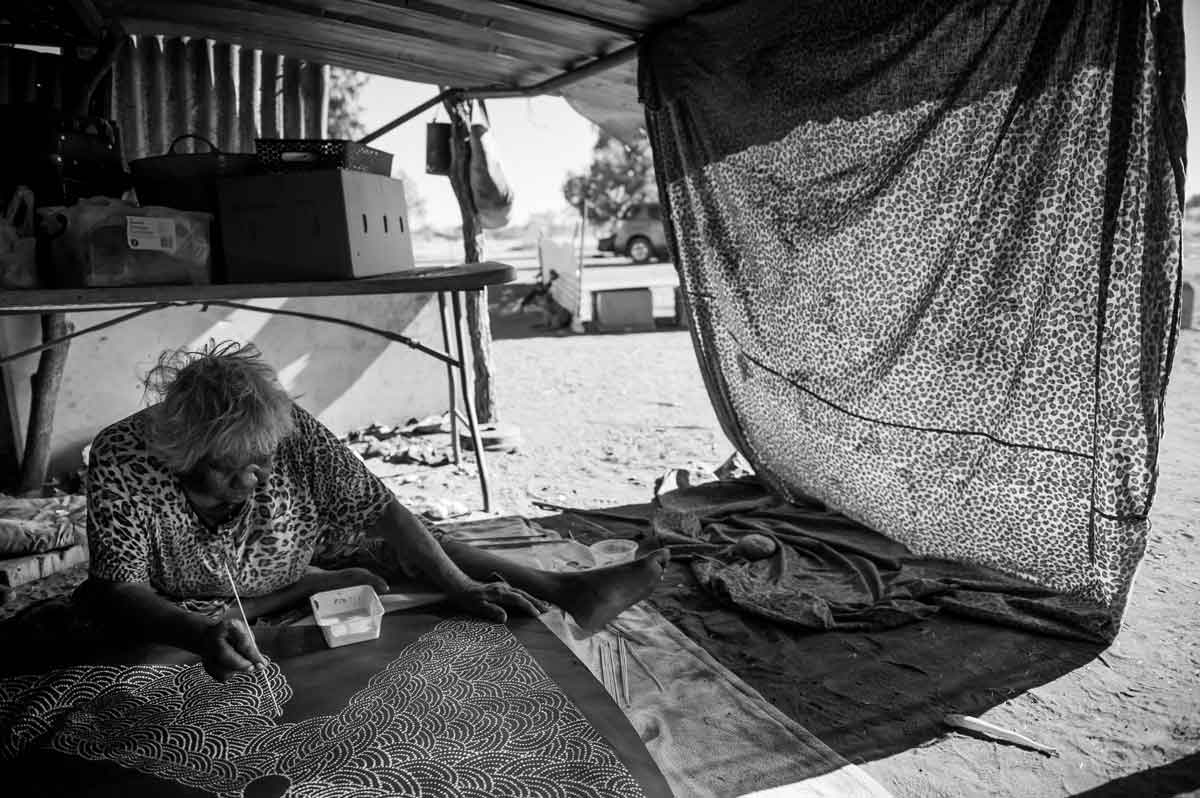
143,340,295,474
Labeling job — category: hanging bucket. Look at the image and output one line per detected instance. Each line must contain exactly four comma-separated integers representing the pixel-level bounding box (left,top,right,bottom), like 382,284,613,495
425,122,452,175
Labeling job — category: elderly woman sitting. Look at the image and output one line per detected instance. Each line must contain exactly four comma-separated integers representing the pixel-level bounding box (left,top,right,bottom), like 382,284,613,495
82,341,667,682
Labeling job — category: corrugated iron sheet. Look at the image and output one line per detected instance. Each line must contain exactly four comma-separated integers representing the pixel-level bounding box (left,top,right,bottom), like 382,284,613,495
110,35,328,159
0,37,328,160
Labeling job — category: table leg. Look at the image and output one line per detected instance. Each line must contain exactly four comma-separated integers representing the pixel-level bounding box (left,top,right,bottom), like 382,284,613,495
451,291,492,513
438,292,461,465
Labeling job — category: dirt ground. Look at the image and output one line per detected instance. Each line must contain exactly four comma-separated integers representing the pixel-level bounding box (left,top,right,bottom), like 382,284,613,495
2,257,1197,796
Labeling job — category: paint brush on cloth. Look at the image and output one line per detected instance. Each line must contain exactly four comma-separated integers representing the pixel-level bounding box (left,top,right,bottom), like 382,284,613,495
597,626,631,709
623,642,664,694
944,713,1058,756
473,538,569,550
617,635,631,708
223,562,282,718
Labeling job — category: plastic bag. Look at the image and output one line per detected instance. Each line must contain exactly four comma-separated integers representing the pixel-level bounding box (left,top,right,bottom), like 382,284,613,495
468,100,514,230
0,186,38,288
41,196,211,287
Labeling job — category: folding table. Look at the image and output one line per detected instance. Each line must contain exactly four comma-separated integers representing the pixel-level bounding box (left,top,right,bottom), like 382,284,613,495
0,262,516,511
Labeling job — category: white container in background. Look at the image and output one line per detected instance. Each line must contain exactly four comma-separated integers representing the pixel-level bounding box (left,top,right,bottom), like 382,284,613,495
309,585,384,648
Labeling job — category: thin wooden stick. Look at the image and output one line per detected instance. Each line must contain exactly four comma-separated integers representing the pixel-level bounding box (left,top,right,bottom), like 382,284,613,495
617,635,630,708
598,639,608,694
624,642,665,694
944,714,1058,756
223,563,281,718
474,538,568,550
604,640,618,700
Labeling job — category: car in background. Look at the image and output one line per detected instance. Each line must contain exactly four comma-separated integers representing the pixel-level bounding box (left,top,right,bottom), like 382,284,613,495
597,202,668,263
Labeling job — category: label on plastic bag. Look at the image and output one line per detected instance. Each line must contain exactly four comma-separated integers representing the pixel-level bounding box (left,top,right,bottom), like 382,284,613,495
126,216,177,254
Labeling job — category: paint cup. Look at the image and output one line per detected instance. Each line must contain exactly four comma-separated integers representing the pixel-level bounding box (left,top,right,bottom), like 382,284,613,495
589,539,638,567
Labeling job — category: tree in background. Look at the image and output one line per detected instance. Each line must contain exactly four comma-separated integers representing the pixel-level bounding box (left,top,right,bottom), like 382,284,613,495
562,131,658,226
325,67,428,228
326,68,371,140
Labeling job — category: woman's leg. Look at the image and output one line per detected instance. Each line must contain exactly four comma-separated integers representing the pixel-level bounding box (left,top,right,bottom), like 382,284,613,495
315,511,670,632
438,540,669,632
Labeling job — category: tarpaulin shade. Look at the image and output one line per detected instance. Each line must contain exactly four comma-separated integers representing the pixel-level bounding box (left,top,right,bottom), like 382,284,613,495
642,0,1185,620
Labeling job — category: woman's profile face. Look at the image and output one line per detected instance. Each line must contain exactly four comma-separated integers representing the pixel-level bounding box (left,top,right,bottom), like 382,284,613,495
183,452,274,507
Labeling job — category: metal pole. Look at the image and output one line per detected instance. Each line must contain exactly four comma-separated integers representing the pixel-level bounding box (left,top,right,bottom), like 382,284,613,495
460,43,639,101
359,89,457,144
438,292,461,465
357,43,639,143
451,291,492,512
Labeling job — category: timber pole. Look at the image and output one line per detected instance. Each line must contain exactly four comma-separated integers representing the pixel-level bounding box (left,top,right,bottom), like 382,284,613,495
15,27,121,493
19,314,72,494
442,93,499,423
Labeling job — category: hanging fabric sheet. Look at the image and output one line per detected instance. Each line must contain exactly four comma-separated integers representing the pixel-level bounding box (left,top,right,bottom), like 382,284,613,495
640,0,1185,622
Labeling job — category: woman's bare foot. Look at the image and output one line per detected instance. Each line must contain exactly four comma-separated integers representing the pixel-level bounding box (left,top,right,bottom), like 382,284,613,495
556,550,670,633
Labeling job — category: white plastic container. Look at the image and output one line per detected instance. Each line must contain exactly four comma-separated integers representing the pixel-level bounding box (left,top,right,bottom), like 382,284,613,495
308,585,384,649
589,539,638,567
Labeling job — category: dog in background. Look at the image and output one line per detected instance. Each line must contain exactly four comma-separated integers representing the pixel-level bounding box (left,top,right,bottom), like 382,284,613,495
519,269,572,329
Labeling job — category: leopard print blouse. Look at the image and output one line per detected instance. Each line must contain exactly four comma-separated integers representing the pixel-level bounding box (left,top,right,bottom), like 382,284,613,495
86,404,393,615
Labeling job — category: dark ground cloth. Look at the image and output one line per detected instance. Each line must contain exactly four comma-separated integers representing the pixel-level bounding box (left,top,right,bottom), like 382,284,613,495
539,479,1108,763
642,0,1185,619
0,610,671,798
665,481,1114,643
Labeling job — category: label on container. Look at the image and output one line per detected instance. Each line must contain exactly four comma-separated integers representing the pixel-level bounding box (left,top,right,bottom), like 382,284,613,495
126,216,177,254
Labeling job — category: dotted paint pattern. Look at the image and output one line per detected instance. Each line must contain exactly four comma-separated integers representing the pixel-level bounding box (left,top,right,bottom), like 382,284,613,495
0,619,645,798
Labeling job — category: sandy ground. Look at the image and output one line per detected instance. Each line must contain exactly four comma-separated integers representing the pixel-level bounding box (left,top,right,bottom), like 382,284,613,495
3,247,1197,796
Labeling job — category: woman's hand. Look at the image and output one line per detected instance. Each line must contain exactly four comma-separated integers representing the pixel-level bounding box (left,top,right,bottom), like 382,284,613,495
196,618,265,682
301,566,389,596
448,579,549,624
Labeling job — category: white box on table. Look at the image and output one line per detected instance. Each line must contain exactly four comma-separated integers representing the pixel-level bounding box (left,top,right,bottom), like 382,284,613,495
217,169,414,282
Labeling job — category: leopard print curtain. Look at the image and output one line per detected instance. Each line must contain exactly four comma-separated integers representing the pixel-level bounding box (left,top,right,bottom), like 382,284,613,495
642,0,1184,621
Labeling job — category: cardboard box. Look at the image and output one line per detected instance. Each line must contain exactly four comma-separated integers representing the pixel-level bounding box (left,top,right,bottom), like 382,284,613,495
218,169,414,282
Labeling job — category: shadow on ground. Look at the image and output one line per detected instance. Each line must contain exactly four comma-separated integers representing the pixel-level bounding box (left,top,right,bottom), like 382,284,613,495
1068,751,1200,797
